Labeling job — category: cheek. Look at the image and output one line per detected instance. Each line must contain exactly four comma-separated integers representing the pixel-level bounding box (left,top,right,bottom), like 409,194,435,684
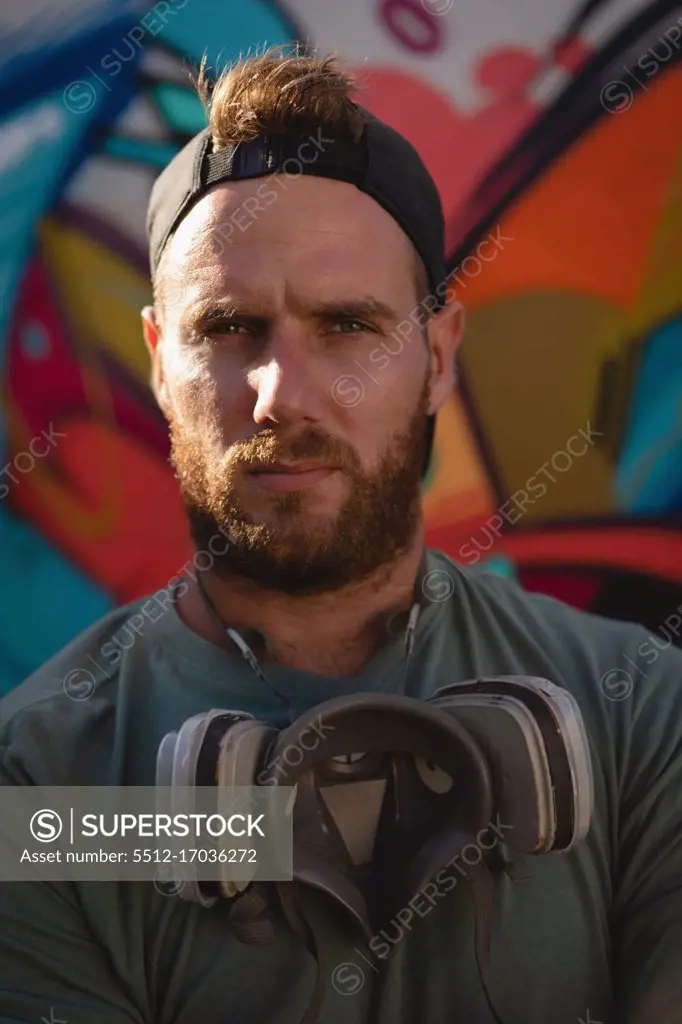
342,387,408,459
165,350,225,429
364,333,429,402
356,351,427,443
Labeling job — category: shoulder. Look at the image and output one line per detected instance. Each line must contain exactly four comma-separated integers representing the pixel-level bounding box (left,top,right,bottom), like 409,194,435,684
0,599,150,783
432,548,682,783
434,547,682,686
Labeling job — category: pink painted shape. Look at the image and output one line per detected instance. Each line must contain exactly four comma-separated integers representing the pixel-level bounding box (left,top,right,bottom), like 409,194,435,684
552,36,593,73
477,48,540,93
353,53,543,251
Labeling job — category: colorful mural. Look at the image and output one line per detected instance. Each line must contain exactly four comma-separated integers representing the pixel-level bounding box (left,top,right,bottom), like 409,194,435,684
1,0,681,693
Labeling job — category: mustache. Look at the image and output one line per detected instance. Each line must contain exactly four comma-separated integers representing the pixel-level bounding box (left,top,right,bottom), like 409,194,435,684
226,428,360,471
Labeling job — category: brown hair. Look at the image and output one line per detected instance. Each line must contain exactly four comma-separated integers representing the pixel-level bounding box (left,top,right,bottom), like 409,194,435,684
196,46,365,149
153,49,429,311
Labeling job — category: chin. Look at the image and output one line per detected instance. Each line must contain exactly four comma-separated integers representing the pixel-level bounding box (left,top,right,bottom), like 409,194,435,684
240,477,345,516
254,504,342,535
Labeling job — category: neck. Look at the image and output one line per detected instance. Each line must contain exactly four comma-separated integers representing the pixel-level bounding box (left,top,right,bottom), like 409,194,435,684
175,531,428,676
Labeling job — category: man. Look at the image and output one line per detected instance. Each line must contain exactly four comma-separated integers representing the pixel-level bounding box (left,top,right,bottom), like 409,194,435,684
1,49,681,1024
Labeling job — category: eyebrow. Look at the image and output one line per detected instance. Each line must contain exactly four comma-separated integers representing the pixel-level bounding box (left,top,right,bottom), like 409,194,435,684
182,295,401,328
309,297,401,323
181,298,241,328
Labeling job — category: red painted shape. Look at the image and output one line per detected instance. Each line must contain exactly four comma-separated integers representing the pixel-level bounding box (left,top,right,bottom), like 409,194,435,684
518,569,601,610
5,256,192,601
6,256,169,454
6,258,88,439
426,519,682,586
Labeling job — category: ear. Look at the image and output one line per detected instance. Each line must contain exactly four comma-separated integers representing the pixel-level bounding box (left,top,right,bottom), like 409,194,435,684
425,300,465,414
141,305,170,417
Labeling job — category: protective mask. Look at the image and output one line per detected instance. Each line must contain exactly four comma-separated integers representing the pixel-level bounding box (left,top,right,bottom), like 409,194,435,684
157,674,593,935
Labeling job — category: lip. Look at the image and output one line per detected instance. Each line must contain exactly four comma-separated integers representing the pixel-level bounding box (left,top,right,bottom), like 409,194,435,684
247,463,338,492
251,461,331,473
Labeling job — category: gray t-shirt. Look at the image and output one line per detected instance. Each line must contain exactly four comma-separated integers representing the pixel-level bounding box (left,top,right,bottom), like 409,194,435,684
1,549,682,1023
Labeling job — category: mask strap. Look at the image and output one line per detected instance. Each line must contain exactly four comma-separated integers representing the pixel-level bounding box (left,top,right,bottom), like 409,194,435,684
194,573,295,720
192,546,430,658
394,546,431,694
191,545,432,701
467,857,505,1024
226,883,276,945
277,883,339,1024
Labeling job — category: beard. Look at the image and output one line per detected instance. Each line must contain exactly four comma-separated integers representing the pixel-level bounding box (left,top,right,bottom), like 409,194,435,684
169,376,430,595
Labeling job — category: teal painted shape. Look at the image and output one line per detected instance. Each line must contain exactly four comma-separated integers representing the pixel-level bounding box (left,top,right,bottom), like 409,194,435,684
104,3,296,186
478,554,518,580
102,134,182,167
0,507,112,694
157,0,295,67
615,318,682,514
152,83,207,137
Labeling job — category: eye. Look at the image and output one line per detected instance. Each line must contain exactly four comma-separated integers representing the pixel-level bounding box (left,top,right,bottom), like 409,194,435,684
329,319,372,335
203,319,249,336
415,757,453,794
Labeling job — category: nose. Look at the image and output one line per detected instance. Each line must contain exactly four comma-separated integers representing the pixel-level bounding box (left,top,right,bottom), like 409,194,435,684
248,333,325,428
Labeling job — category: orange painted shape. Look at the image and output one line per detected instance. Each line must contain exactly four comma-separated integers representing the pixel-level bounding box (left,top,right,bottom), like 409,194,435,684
423,393,496,525
454,67,682,311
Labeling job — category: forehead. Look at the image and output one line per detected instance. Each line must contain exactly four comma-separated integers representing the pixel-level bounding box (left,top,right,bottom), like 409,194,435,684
163,174,418,304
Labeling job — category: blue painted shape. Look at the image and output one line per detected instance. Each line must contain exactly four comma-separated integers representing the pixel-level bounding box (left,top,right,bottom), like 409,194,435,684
0,0,298,698
0,507,112,694
615,318,682,514
0,10,145,697
19,320,51,361
0,90,103,363
0,4,144,118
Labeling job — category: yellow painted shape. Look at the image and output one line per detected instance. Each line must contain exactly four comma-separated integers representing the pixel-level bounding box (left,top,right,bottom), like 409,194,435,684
40,218,152,386
461,291,620,520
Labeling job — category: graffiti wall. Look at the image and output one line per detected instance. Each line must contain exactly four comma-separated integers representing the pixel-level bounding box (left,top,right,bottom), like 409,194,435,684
1,0,681,693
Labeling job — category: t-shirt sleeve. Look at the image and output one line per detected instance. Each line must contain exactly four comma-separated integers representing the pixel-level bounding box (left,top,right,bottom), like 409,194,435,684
610,636,682,1022
0,746,144,1024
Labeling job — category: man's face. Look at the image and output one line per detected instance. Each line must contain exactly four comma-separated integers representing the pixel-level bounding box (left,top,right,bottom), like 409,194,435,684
144,173,454,594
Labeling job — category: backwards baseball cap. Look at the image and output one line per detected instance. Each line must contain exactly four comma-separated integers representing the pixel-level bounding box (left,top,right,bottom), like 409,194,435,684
146,106,448,472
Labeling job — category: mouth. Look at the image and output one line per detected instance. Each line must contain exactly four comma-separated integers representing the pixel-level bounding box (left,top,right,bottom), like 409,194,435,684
247,461,339,492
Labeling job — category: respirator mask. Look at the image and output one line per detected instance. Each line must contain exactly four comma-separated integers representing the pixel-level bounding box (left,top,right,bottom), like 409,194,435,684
157,674,593,1005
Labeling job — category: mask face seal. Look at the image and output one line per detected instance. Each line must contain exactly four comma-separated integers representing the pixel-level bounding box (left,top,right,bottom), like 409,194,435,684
252,694,495,940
